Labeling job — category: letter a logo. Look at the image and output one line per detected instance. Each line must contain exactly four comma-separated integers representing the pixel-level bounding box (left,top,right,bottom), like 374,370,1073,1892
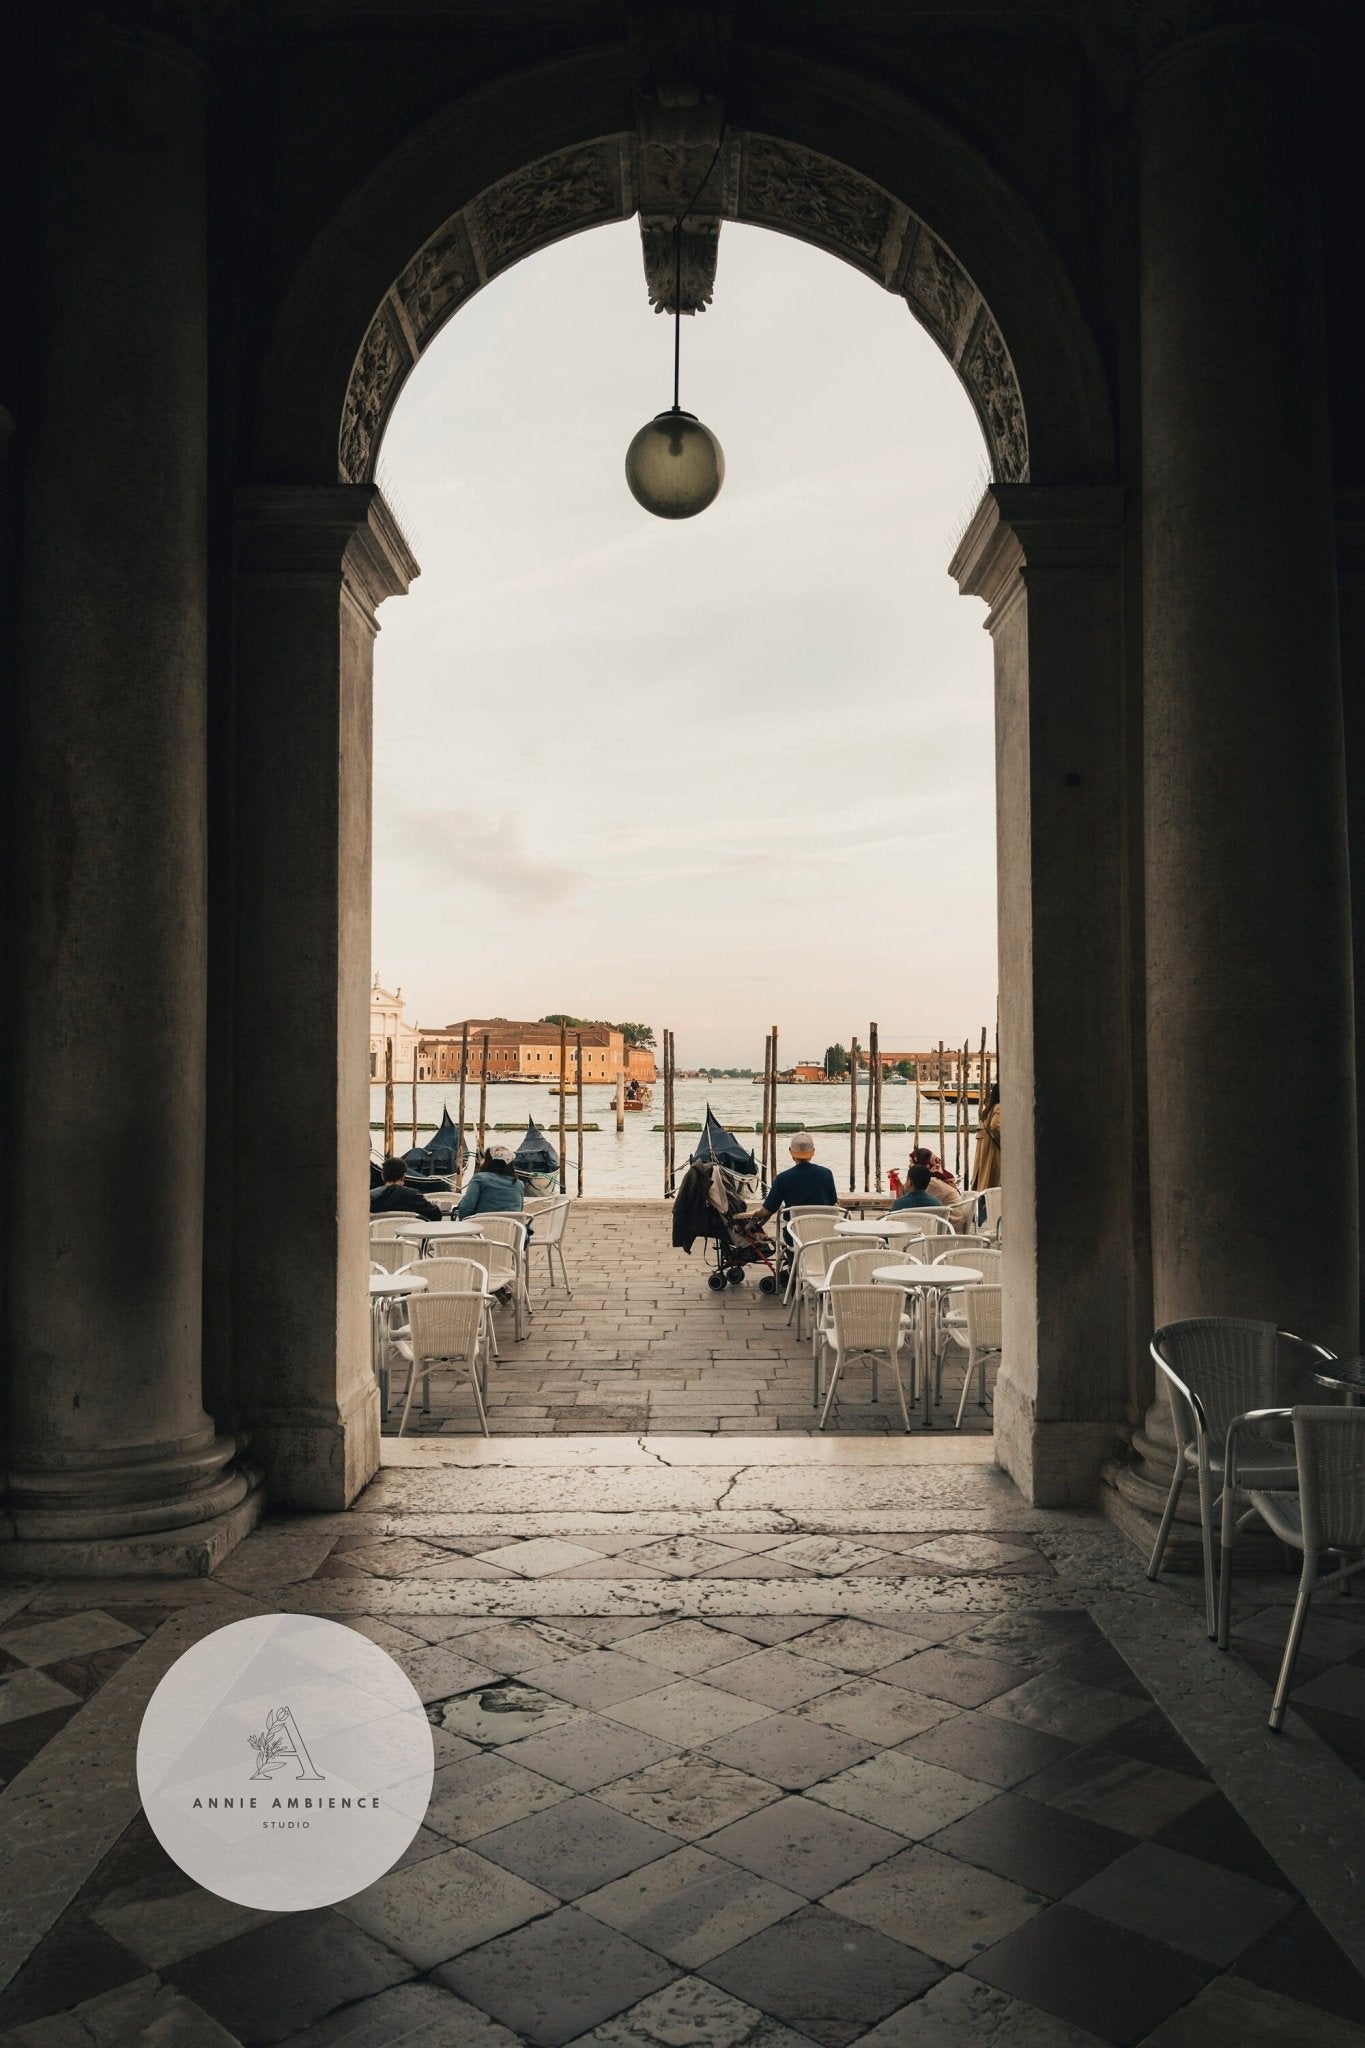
247,1704,325,1781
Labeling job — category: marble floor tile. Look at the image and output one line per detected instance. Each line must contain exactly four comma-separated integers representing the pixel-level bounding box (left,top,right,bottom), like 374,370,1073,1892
875,1647,1033,1709
897,1709,1076,1790
1290,1663,1365,1718
903,1536,1039,1572
851,1970,1106,2047
825,1841,1044,1966
1136,1973,1365,2048
808,1750,995,1840
579,1844,803,1967
594,1752,781,1841
783,1619,938,1674
1018,1748,1213,1838
765,1538,895,1577
794,1678,953,1749
396,1646,498,1705
929,1790,1132,1899
1066,1841,1295,1967
557,1972,816,2048
434,1905,678,2048
424,1751,574,1841
433,1679,582,1747
701,1794,902,1898
498,1710,679,1792
338,1843,556,1967
273,1979,521,2047
603,1680,775,1749
0,1670,82,1728
90,1878,276,1971
475,1793,681,1900
703,1648,845,1711
0,1977,244,2048
624,1538,753,1576
966,1902,1212,2047
164,1912,416,2044
621,1622,752,1677
702,1711,878,1791
701,1619,828,1647
451,1621,599,1672
700,1903,943,2048
0,1614,142,1668
518,1651,674,1711
476,1539,616,1576
983,1672,1148,1746
1233,1607,1365,1664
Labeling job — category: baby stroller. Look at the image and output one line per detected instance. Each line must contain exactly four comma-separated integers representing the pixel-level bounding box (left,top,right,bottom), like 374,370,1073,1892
671,1109,779,1293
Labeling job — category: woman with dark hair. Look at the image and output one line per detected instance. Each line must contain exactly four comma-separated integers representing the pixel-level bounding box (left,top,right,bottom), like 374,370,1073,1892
971,1082,1001,1191
456,1144,526,1219
908,1146,960,1206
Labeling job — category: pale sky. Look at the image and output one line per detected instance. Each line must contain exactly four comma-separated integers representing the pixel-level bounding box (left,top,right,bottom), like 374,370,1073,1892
372,219,996,1068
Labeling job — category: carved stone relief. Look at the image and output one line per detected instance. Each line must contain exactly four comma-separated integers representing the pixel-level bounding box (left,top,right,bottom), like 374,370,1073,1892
338,298,410,486
962,310,1029,483
639,214,720,312
395,217,480,351
740,137,895,275
468,141,627,278
903,225,978,359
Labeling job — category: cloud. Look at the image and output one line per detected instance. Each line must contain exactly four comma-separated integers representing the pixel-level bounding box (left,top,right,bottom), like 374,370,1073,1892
378,799,580,907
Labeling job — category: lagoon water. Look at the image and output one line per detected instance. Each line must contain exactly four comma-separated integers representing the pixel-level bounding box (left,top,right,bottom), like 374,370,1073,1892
371,1076,979,1199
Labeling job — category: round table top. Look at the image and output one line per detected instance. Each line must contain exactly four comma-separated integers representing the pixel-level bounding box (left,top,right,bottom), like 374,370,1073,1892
368,1273,429,1297
1314,1356,1365,1393
834,1218,924,1238
394,1219,480,1240
872,1262,983,1286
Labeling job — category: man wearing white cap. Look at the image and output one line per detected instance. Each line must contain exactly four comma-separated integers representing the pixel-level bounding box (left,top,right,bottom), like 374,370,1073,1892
456,1143,526,1219
748,1132,837,1228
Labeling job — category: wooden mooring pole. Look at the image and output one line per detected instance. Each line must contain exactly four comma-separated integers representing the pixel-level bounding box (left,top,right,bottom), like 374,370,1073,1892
575,1031,584,1197
863,1024,874,1193
848,1037,860,1192
872,1021,883,1192
455,1022,469,1187
383,1037,395,1157
913,1057,922,1153
411,1047,419,1147
477,1031,489,1160
937,1040,947,1169
770,1025,779,1181
558,1023,568,1195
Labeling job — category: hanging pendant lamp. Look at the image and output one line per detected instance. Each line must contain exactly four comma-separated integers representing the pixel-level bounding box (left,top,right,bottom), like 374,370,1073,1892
625,223,724,519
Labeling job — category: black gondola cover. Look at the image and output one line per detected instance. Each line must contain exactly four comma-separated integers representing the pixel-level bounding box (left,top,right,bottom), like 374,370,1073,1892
404,1105,467,1177
513,1118,559,1173
692,1107,757,1176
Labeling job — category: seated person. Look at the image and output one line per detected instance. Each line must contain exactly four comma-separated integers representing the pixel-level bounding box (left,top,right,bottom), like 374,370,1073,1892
456,1144,526,1218
748,1133,838,1228
889,1163,938,1211
370,1156,441,1221
909,1146,960,1207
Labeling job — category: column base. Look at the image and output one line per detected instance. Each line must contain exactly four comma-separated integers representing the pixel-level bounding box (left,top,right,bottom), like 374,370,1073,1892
0,1464,265,1579
992,1365,1127,1507
1100,1408,1288,1570
244,1380,380,1512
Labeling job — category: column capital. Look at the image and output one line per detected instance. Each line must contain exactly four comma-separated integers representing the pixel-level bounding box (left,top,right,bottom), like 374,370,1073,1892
949,484,1125,613
235,485,420,613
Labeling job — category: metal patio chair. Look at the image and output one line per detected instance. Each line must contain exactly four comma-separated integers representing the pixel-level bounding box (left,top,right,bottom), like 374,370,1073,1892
1247,1407,1365,1728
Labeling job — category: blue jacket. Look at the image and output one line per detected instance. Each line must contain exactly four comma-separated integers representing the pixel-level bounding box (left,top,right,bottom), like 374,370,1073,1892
457,1171,525,1219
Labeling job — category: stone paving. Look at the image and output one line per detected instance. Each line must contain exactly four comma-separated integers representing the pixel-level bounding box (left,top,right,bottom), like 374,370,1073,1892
394,1202,995,1436
2,1442,1365,2046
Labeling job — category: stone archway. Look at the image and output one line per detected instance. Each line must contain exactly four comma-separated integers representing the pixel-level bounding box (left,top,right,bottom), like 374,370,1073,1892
233,71,1135,1517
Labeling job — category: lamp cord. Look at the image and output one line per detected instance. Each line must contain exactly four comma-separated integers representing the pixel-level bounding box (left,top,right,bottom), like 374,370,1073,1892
670,124,726,412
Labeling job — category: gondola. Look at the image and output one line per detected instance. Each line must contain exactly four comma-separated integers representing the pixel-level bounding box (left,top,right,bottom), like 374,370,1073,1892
402,1105,468,1180
691,1106,758,1178
513,1118,560,1195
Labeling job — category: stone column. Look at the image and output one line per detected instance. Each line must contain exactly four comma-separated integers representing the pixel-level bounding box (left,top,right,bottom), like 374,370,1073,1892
1,20,260,1574
951,486,1138,1505
1339,494,1365,1339
1111,9,1357,1555
233,487,417,1510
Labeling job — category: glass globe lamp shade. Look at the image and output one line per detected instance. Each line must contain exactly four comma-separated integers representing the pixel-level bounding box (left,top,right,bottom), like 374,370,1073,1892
624,408,724,519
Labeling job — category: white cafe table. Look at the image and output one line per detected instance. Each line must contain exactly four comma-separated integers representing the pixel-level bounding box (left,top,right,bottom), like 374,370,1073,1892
394,1219,483,1250
871,1261,982,1428
368,1271,428,1406
834,1218,923,1240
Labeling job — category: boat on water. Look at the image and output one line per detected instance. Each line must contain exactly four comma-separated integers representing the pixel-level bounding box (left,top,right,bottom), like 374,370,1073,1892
513,1118,560,1195
623,1082,652,1112
921,1086,981,1104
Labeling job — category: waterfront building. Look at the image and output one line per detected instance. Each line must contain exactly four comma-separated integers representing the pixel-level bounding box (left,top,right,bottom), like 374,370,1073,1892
418,1019,657,1086
368,975,422,1082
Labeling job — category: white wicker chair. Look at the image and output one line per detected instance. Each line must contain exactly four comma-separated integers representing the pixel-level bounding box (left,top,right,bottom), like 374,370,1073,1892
781,1209,845,1308
1247,1407,1365,1728
369,1234,420,1274
933,1245,1001,1385
1146,1318,1336,1641
369,1213,420,1241
788,1234,844,1340
469,1214,532,1330
385,1257,491,1411
954,1283,1003,1426
531,1197,572,1293
819,1286,911,1432
398,1292,489,1437
453,1235,524,1341
812,1249,909,1402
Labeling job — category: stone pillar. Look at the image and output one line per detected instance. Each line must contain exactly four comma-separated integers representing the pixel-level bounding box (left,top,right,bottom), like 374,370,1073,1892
1339,495,1365,1340
1,20,260,1574
951,486,1137,1505
233,487,417,1510
1109,10,1357,1555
